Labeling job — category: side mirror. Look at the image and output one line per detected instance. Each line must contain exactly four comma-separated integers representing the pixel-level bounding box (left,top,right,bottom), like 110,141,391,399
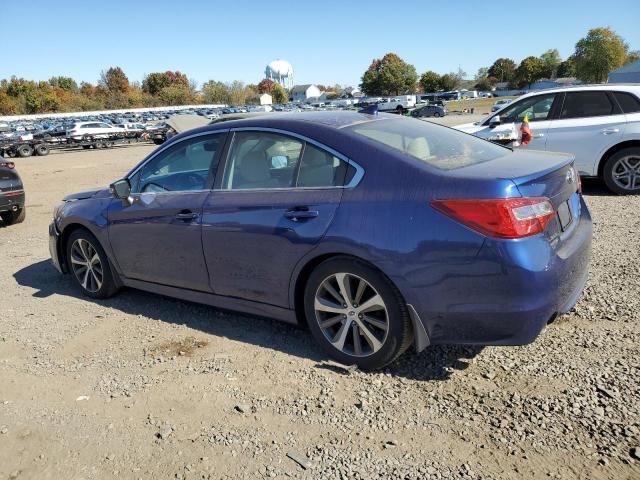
489,115,501,128
110,179,132,204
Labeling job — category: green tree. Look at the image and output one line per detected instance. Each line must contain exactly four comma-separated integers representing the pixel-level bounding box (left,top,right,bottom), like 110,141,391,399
573,27,628,82
557,57,577,77
512,56,547,88
158,85,196,106
142,72,169,95
360,53,417,96
419,71,441,92
474,67,489,81
488,58,516,83
540,49,561,78
100,67,129,93
438,73,458,91
48,76,78,91
202,80,230,104
228,80,250,106
271,83,288,103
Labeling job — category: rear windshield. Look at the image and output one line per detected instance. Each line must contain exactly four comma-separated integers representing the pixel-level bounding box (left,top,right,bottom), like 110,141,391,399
345,117,507,170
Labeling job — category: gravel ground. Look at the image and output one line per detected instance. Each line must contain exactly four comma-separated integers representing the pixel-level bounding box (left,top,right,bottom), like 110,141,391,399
0,140,638,480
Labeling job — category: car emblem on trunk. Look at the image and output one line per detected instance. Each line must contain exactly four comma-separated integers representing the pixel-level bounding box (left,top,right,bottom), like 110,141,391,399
566,169,575,184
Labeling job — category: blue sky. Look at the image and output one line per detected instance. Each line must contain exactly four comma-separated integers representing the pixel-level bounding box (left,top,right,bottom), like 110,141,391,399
2,0,639,88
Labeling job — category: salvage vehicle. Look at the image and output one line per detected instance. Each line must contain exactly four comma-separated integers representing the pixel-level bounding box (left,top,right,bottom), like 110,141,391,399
0,160,26,225
456,85,640,194
49,111,592,369
411,104,446,118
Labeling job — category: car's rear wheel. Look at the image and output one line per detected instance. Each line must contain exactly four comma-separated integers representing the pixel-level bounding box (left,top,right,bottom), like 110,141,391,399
66,229,119,299
433,112,441,117
0,207,26,225
304,257,412,370
603,147,640,195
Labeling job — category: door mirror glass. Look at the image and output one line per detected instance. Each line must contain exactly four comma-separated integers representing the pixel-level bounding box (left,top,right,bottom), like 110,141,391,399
489,115,501,128
270,155,288,169
110,179,131,199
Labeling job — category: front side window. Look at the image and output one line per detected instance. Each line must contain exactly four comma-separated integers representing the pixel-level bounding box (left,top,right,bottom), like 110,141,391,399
133,134,224,193
560,91,617,119
491,93,557,124
222,132,303,189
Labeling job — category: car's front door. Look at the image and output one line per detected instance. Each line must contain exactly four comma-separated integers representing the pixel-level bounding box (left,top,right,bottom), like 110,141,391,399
543,91,627,176
108,132,227,291
202,130,357,308
483,93,560,150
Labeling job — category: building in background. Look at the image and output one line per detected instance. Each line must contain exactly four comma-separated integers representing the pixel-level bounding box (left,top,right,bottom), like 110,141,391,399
291,84,322,103
608,60,640,83
259,93,272,105
265,60,294,89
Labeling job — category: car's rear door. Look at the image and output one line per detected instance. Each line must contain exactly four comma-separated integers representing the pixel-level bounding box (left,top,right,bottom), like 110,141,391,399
201,129,357,308
544,91,626,176
108,132,227,291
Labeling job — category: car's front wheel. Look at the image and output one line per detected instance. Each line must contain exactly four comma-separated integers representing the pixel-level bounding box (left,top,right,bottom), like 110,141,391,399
66,229,119,299
603,148,640,195
304,257,412,370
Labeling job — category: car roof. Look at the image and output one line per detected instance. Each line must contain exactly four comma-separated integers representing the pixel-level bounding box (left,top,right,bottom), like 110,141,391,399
518,83,640,99
210,111,381,130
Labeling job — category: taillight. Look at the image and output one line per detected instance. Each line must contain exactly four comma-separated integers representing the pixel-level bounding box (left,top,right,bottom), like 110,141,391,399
431,197,555,239
0,161,15,169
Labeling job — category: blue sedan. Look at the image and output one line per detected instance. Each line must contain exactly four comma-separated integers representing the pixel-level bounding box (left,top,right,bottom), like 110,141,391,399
49,112,592,369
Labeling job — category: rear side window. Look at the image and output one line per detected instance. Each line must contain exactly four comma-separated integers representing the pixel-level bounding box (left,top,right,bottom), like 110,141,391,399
560,91,617,118
347,118,507,170
297,144,354,187
613,91,640,113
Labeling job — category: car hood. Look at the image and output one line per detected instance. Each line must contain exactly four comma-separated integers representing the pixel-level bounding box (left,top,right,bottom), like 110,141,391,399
455,122,485,134
63,188,111,201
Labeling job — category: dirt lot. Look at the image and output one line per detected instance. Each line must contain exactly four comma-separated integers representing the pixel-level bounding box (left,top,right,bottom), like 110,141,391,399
0,140,639,480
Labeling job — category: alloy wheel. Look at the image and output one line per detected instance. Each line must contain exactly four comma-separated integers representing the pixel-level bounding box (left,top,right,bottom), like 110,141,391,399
314,273,389,357
70,238,103,293
612,155,640,191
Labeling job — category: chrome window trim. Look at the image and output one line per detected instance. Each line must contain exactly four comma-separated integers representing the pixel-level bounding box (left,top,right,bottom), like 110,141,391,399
219,127,364,190
126,129,229,179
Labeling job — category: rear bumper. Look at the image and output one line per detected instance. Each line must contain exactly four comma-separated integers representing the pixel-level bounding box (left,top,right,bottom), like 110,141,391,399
0,191,25,213
49,221,65,274
406,196,593,346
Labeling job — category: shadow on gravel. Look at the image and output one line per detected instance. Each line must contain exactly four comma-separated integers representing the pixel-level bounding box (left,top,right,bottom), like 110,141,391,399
15,260,481,381
580,177,615,197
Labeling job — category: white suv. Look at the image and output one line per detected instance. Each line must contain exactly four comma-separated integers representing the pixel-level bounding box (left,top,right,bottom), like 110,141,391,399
456,85,640,194
67,122,127,140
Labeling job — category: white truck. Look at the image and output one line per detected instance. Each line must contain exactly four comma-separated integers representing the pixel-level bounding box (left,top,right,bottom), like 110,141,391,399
376,95,416,114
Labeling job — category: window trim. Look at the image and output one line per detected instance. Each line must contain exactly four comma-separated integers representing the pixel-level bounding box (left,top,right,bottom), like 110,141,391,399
215,127,364,192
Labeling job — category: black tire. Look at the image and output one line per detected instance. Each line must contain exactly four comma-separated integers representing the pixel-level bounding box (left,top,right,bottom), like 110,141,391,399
433,112,441,118
153,138,165,145
396,106,404,115
65,229,119,299
35,143,50,156
82,145,91,150
602,147,640,195
304,256,413,370
17,144,34,158
0,207,26,225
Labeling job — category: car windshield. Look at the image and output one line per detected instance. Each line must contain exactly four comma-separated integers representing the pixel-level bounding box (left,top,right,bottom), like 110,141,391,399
345,118,507,170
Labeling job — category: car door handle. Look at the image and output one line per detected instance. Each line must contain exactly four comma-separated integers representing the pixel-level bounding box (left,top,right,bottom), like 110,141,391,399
284,208,319,221
534,133,545,138
602,128,620,135
175,211,198,220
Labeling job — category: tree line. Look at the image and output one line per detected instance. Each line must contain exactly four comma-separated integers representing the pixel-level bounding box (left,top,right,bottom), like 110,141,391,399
361,27,639,96
1,26,637,116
